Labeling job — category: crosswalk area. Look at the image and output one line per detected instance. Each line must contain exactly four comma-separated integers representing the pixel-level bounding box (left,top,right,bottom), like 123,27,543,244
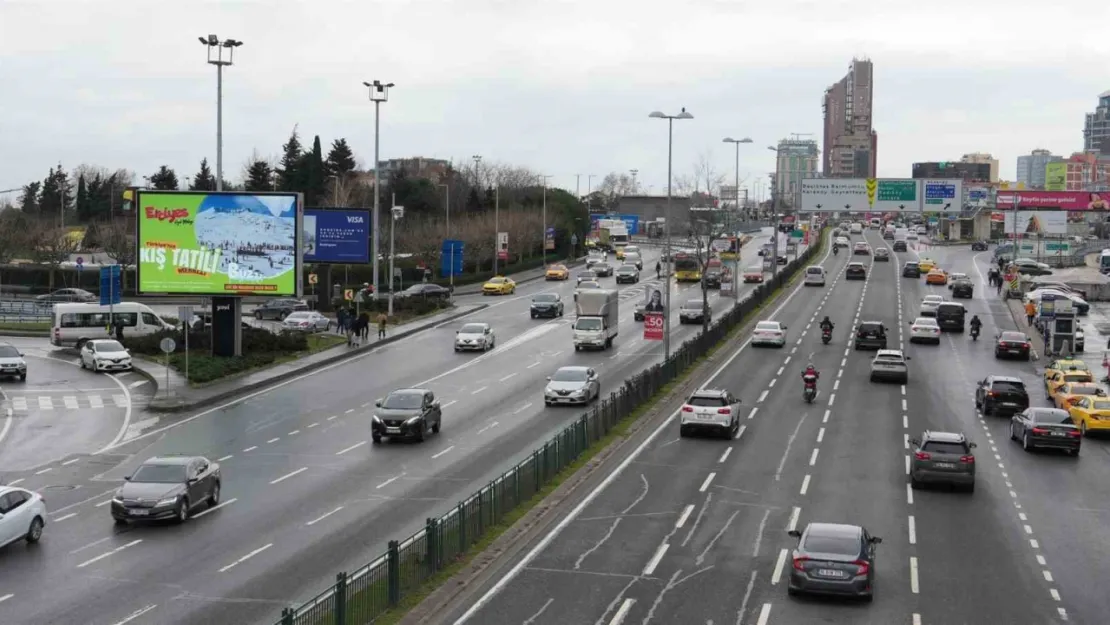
2,394,130,412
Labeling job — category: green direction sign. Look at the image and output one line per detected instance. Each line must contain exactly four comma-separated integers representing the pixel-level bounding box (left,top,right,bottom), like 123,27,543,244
877,180,917,203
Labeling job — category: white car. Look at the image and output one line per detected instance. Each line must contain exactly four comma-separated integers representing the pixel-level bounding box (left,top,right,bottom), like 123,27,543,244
907,231,919,241
835,237,850,249
79,339,133,372
0,486,47,548
586,255,605,268
544,366,600,406
454,322,495,352
870,349,911,383
849,223,864,234
853,242,871,255
1024,288,1090,314
0,342,28,381
948,272,969,284
909,317,941,345
281,311,331,332
919,295,944,317
752,320,787,347
679,388,741,439
804,266,826,286
916,226,928,235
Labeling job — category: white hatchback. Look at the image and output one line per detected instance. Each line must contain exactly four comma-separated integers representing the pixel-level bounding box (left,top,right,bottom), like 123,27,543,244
919,295,944,317
752,320,787,347
0,486,47,548
79,339,133,372
909,317,941,345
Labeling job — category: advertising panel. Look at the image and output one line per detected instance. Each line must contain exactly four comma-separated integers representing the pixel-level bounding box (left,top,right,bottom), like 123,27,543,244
801,178,921,212
996,191,1110,210
137,191,300,296
643,312,664,340
1001,210,1069,235
302,208,370,264
497,232,509,260
922,179,963,212
616,214,640,235
1045,163,1067,191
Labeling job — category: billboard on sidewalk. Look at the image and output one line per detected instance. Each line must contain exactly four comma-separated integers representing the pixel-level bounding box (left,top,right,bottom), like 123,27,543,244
302,208,370,264
136,191,301,296
801,178,921,212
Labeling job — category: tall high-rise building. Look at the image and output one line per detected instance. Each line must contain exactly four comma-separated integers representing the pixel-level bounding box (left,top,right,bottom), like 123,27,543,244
1084,91,1110,156
1016,149,1063,189
822,58,877,178
960,153,999,183
773,135,820,208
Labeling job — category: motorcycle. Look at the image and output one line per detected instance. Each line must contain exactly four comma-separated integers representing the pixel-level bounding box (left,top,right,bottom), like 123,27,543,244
833,245,839,256
821,328,832,345
970,325,980,341
803,374,818,403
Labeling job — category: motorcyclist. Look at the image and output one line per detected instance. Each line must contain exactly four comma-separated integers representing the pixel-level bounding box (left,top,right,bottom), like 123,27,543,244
801,364,819,385
819,316,834,333
833,244,839,256
970,315,982,336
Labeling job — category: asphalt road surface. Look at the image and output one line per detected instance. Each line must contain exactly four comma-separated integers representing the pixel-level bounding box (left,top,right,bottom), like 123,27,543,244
441,229,1097,625
0,231,810,625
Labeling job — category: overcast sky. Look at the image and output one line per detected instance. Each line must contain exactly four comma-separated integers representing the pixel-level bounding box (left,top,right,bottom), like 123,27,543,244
1,0,1106,201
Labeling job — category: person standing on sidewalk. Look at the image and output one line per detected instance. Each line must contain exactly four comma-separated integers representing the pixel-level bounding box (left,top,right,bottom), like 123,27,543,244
336,307,348,335
377,312,388,340
1024,300,1036,326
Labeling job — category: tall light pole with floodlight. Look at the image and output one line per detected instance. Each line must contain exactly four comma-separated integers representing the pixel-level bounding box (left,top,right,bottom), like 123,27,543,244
722,136,753,299
540,174,553,265
649,108,694,360
362,80,394,300
198,34,242,191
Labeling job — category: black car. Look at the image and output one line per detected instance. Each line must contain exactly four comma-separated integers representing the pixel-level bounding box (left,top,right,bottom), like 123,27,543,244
592,263,614,277
935,302,966,332
909,431,977,492
399,283,451,300
1014,260,1052,276
254,298,309,320
846,262,867,280
372,388,443,443
901,261,920,277
975,375,1030,416
893,240,908,252
1010,407,1080,455
777,255,788,265
971,240,989,251
994,331,1032,360
703,271,722,289
530,293,564,318
111,456,221,524
854,321,887,350
951,280,973,298
788,522,881,601
633,301,646,322
615,265,640,284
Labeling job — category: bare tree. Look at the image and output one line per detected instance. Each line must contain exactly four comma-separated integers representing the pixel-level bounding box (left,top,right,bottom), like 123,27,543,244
687,218,729,333
595,172,635,210
690,151,726,198
26,220,81,288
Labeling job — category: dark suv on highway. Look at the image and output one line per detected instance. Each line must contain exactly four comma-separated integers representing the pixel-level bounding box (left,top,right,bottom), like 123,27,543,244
975,375,1030,417
372,388,443,443
935,302,966,332
909,431,977,492
854,321,888,350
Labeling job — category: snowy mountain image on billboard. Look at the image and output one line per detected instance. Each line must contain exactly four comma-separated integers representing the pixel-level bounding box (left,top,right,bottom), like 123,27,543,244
194,194,297,282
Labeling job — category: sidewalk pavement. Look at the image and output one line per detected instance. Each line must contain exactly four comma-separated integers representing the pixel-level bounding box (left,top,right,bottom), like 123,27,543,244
138,303,488,413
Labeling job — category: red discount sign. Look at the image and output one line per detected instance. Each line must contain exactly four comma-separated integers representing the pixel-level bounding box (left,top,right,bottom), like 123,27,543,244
643,312,664,341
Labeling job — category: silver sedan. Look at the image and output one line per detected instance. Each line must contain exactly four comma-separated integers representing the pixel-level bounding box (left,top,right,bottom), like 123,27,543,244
281,311,331,332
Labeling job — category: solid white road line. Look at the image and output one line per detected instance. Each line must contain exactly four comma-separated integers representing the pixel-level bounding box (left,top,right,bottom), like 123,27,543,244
376,473,404,489
108,604,158,625
54,512,78,522
34,467,52,475
0,593,13,604
269,467,307,485
432,446,455,459
306,506,344,526
77,539,142,568
216,454,233,462
642,542,669,576
218,543,273,573
345,408,355,414
608,598,635,625
128,379,149,389
193,498,237,519
499,373,517,382
912,614,922,625
6,478,23,486
266,438,280,444
242,446,258,452
288,429,300,436
95,499,113,508
675,504,694,528
771,548,788,584
471,386,488,395
336,441,367,456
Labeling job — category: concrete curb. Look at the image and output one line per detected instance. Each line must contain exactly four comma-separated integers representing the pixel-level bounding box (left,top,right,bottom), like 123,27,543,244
1004,299,1042,361
142,304,491,413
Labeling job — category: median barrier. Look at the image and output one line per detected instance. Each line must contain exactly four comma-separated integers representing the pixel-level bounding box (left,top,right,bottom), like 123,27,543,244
274,228,828,625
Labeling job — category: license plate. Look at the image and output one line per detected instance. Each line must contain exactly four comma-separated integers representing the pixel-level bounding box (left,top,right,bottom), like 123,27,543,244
130,509,150,516
385,427,400,434
697,414,716,420
1009,349,1020,354
934,462,956,468
817,569,847,578
1051,431,1066,437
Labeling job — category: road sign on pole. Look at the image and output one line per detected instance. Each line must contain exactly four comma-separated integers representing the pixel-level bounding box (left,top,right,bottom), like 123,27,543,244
99,265,122,306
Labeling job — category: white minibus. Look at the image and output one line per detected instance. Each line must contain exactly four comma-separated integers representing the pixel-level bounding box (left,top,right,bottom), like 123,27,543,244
51,302,172,348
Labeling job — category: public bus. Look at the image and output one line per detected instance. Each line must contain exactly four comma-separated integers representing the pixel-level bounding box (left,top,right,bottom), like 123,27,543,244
673,252,702,282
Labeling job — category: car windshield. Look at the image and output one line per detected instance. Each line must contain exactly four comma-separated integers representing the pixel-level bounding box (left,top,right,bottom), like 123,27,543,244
807,267,823,275
131,464,187,484
403,285,427,294
688,395,727,407
579,282,600,289
905,262,918,268
620,265,637,272
1057,362,1089,371
0,345,19,358
382,392,424,410
549,265,566,271
1000,332,1027,342
756,322,779,331
533,294,558,302
286,312,311,320
1067,386,1098,395
1093,400,1110,410
922,441,966,454
683,300,702,309
574,318,603,331
992,381,1026,393
488,278,505,284
875,355,903,364
923,296,942,303
459,324,486,334
802,533,859,555
551,368,588,382
95,341,125,352
914,318,938,326
1064,374,1091,383
1032,409,1069,424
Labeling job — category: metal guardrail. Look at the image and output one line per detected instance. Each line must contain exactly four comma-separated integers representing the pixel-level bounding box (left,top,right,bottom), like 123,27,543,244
0,299,53,322
273,230,828,625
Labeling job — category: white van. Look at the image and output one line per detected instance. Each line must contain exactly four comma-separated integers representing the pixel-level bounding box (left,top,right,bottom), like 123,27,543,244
51,302,172,348
870,218,881,230
849,223,864,235
804,266,826,286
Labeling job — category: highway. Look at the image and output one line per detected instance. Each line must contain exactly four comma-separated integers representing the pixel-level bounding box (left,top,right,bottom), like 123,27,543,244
0,232,801,625
441,229,1098,625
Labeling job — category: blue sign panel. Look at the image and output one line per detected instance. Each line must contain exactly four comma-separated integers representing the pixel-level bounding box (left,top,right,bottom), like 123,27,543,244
616,214,640,234
302,208,371,264
924,182,957,205
441,239,465,277
99,265,122,306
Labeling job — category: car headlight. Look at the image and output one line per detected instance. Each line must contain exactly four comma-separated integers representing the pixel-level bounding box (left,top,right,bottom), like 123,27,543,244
371,415,382,424
405,416,423,424
156,495,179,507
572,389,586,396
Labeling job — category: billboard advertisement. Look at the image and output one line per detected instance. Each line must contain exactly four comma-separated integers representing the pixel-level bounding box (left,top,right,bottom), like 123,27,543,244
801,178,921,212
302,208,370,264
1045,163,1067,191
922,179,963,212
1001,210,1070,235
996,191,1110,210
615,214,640,234
137,191,300,296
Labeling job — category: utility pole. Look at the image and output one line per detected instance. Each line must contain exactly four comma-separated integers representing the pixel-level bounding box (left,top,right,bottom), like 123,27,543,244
363,79,395,300
199,34,243,191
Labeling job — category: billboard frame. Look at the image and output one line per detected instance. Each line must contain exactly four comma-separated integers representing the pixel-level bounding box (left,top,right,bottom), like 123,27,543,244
302,207,371,265
135,190,303,298
800,178,923,212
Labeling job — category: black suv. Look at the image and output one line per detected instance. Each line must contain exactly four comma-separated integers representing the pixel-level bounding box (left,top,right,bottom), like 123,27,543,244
846,262,867,280
703,270,722,289
935,302,966,332
901,261,920,277
372,388,443,443
893,240,908,252
975,375,1030,417
951,280,973,299
909,431,977,492
854,321,888,350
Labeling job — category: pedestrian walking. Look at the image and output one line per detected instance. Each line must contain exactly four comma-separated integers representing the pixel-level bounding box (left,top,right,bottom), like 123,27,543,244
348,313,368,347
1024,300,1036,326
358,312,370,342
996,278,1003,296
336,307,348,335
377,312,388,339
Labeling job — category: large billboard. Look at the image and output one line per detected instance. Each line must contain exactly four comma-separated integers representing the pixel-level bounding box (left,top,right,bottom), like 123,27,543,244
1000,210,1071,235
801,178,921,212
922,179,964,213
302,208,370,264
996,191,1109,210
1045,163,1067,191
136,191,301,296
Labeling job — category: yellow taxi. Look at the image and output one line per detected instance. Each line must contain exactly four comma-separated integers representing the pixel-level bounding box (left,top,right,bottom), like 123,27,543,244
1043,359,1089,389
1053,382,1106,410
918,258,936,272
925,269,948,285
1047,369,1095,401
545,264,569,281
614,246,627,260
1067,395,1110,435
482,276,516,296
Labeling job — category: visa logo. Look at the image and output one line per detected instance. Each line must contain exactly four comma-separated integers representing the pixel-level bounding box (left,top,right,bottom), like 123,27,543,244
347,216,365,224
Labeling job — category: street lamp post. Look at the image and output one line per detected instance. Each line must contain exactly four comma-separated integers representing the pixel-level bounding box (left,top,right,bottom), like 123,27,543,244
541,174,553,265
198,35,243,191
767,146,783,277
649,108,694,360
438,183,452,291
722,136,753,301
363,79,394,301
389,205,404,315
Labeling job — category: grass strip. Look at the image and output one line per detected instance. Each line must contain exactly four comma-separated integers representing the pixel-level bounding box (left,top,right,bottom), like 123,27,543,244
0,321,51,331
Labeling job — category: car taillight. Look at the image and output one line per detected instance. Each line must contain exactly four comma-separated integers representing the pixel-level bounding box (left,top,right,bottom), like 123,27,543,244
959,455,975,463
718,408,732,414
914,452,930,460
682,406,694,412
853,560,870,576
987,391,996,397
1031,427,1049,435
1068,430,1082,437
792,556,808,571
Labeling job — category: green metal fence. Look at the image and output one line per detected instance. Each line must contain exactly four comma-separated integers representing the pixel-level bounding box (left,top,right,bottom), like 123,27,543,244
276,229,828,625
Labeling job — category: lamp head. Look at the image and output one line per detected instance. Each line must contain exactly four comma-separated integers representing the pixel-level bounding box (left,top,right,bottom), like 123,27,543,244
648,111,665,119
206,34,218,45
392,206,405,220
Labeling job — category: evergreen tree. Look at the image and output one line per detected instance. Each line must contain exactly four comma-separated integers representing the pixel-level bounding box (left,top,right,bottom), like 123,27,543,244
75,174,91,222
299,135,327,206
325,138,357,178
190,158,217,191
147,165,179,190
466,187,481,211
277,127,305,192
19,182,40,214
39,166,70,219
244,160,274,192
